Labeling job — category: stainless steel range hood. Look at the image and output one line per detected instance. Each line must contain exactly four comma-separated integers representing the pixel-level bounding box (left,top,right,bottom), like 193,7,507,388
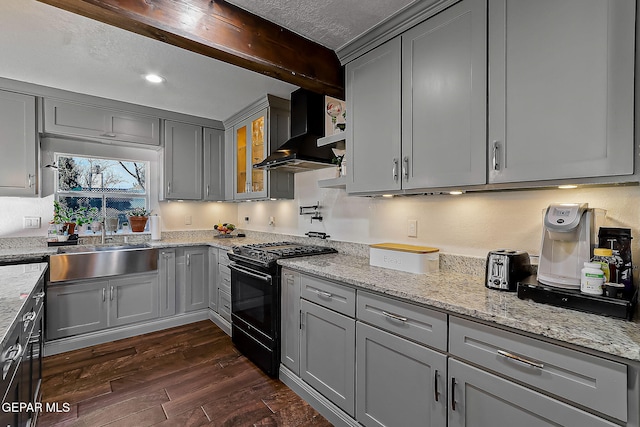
254,88,335,172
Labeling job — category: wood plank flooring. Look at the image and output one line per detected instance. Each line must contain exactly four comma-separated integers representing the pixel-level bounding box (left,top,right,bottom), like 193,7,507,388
38,321,332,427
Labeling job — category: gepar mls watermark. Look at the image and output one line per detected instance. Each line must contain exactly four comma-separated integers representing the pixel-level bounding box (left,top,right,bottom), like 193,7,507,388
2,402,71,413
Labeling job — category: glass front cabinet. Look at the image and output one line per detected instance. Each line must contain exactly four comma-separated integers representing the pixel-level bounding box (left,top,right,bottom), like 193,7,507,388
226,95,294,201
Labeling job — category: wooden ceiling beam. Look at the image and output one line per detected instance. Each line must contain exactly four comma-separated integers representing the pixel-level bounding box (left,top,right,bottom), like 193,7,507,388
36,0,344,98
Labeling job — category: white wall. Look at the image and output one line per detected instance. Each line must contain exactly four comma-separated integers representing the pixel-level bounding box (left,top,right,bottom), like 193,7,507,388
238,168,640,259
3,158,640,263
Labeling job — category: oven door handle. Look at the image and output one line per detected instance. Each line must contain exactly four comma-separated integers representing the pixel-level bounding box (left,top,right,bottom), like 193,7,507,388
229,264,273,284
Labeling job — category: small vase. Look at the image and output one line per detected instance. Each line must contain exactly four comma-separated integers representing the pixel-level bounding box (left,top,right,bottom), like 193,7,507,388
129,216,148,232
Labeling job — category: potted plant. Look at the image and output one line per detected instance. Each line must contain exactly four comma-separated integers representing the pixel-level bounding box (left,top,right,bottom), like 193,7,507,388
53,201,75,235
128,207,151,232
74,206,99,234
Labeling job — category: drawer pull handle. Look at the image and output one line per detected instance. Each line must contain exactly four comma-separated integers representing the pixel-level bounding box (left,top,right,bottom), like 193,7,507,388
497,350,544,369
451,377,456,411
316,290,333,299
382,311,408,322
434,369,440,402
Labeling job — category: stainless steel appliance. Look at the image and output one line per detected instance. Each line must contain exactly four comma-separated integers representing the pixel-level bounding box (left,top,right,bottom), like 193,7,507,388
537,203,604,289
485,250,530,291
0,271,44,427
228,242,337,377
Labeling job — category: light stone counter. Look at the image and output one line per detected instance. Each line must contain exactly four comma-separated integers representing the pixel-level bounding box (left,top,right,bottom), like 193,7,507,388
0,263,48,348
279,254,640,363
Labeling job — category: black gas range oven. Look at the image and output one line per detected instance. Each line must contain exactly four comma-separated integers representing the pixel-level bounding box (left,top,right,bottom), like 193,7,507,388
227,242,337,377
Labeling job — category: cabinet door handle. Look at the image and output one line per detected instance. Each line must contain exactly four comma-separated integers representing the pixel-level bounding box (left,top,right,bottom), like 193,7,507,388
497,350,544,369
382,310,408,322
102,288,106,302
316,290,332,299
451,377,457,411
300,310,304,329
100,132,117,138
28,173,35,188
110,286,114,301
206,185,210,196
434,369,440,402
167,182,171,195
187,254,191,266
392,158,399,181
402,156,409,180
492,140,500,170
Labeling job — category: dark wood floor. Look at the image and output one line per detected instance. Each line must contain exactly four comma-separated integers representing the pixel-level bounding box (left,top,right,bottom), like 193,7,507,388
38,321,332,426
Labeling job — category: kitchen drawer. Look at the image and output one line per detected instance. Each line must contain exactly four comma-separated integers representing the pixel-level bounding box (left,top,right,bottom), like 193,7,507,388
218,250,231,267
357,291,447,351
449,316,627,421
301,274,355,317
218,290,231,323
218,268,231,294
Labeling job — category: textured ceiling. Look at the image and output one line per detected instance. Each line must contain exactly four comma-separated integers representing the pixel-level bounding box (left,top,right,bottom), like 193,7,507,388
225,0,417,50
0,0,415,121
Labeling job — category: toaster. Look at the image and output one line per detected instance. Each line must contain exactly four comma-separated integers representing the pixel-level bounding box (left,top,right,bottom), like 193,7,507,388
485,250,530,291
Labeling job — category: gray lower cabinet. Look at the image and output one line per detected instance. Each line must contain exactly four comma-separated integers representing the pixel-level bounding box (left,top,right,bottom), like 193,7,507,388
183,247,209,312
448,359,618,427
46,272,159,340
0,89,37,197
109,274,159,327
208,248,219,312
356,322,447,427
218,290,231,324
43,98,160,146
158,249,176,317
281,269,301,375
300,299,356,417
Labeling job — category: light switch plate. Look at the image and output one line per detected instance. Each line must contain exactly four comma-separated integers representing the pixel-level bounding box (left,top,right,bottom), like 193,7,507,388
408,219,417,237
23,216,41,229
184,215,192,225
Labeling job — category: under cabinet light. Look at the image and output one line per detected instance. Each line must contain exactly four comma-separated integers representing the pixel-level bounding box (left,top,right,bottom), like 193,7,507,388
381,194,394,198
144,74,165,83
558,185,578,189
449,190,464,195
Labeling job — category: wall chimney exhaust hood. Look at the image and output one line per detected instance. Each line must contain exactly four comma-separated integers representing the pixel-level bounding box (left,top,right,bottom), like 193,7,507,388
253,88,335,173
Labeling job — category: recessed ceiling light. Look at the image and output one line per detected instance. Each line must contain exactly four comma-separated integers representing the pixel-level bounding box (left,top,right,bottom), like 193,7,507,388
144,74,165,83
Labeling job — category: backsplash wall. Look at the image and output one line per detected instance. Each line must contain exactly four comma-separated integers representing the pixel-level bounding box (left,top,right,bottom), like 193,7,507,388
238,168,640,261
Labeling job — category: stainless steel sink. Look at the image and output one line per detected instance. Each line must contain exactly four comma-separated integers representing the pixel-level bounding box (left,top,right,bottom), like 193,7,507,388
50,243,158,283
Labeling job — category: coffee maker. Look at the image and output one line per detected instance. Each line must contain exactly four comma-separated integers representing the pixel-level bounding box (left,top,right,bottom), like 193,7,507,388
537,203,604,289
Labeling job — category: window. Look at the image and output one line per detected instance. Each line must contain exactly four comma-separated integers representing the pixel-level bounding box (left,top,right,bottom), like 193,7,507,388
55,154,149,233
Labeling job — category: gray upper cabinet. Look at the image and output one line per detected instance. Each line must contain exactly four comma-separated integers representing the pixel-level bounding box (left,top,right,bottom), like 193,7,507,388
203,128,225,201
43,98,160,146
346,38,402,194
164,120,203,200
0,90,37,197
346,0,485,194
488,0,635,183
226,95,294,201
402,0,486,189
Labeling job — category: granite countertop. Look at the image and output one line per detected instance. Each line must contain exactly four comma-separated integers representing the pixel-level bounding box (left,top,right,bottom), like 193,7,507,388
279,254,640,363
4,236,639,363
0,263,48,348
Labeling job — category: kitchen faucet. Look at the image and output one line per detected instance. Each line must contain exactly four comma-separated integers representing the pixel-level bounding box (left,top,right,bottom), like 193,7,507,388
100,218,114,244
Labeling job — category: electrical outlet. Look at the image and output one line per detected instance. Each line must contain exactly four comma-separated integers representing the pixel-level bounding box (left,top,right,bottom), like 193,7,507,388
408,219,418,237
244,216,250,222
23,216,41,229
184,215,192,225
269,216,275,226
